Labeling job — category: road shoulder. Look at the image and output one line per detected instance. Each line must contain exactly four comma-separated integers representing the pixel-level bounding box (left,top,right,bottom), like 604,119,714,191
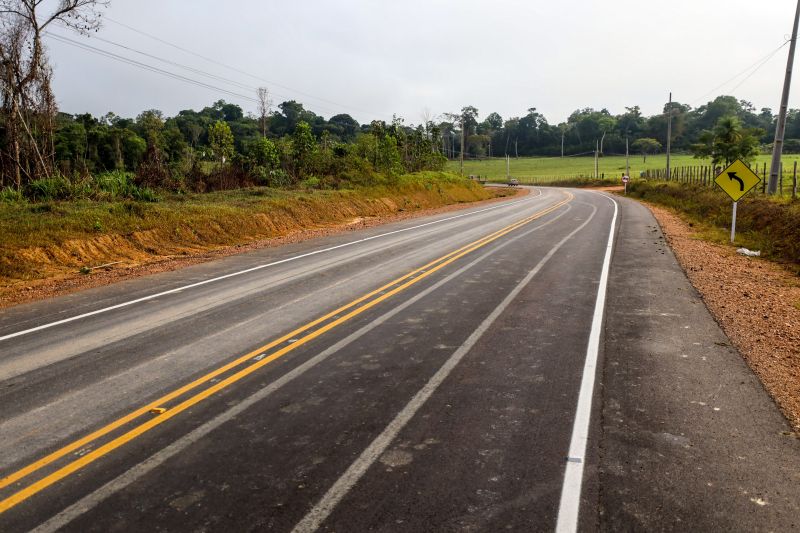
599,196,800,531
644,201,800,432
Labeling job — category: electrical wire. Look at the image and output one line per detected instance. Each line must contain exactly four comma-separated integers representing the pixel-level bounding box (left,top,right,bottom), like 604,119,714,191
45,33,261,104
690,40,790,106
103,15,393,120
47,27,354,117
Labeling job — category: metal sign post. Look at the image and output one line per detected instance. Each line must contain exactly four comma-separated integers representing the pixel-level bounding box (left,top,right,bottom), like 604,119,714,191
714,159,761,244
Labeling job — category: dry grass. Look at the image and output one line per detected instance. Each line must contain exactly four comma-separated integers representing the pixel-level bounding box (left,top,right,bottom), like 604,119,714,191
0,173,503,302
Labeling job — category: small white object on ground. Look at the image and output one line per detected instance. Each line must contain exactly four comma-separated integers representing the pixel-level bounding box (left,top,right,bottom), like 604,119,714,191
736,248,761,257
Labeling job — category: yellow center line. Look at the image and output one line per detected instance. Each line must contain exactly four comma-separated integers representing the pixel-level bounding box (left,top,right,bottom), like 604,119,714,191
0,204,520,492
0,192,572,513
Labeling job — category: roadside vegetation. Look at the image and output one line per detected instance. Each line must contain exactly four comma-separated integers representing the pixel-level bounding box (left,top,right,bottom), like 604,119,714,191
0,172,502,285
627,182,800,270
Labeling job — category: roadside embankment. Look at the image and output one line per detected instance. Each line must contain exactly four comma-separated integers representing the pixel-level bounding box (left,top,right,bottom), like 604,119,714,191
627,181,800,269
1,172,517,307
634,194,800,432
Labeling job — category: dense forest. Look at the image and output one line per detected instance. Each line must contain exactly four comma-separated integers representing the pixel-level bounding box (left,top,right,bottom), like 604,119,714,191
41,99,447,196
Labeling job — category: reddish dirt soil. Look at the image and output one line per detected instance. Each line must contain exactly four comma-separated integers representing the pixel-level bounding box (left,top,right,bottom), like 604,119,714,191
2,187,527,309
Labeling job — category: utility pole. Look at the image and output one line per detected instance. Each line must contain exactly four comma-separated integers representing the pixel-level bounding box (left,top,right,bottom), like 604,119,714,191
594,140,599,178
625,136,630,177
666,92,673,181
768,0,800,194
506,155,510,180
459,117,465,176
561,130,565,158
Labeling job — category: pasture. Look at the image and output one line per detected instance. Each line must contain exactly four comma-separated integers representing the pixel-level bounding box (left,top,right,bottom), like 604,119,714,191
448,154,800,184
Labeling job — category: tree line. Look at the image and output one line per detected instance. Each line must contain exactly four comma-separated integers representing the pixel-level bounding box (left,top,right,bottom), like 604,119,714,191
50,100,445,192
450,95,787,162
0,0,791,201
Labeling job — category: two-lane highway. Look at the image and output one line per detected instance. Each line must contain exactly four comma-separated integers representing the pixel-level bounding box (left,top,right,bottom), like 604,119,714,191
1,187,619,531
9,186,798,532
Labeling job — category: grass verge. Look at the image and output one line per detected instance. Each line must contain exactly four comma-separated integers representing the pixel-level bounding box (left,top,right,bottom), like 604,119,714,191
626,181,800,271
0,172,503,289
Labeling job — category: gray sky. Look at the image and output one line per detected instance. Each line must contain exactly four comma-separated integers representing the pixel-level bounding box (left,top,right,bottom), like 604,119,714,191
46,0,800,126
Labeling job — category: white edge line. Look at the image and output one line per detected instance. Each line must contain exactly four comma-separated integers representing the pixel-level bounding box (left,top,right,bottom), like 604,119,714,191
30,198,571,533
554,193,618,533
291,201,600,533
1,193,541,342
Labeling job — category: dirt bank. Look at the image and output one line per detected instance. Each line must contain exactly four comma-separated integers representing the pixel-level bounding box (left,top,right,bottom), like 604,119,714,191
1,183,523,308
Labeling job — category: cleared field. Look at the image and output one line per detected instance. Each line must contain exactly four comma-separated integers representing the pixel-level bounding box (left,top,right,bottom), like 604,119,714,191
448,154,800,183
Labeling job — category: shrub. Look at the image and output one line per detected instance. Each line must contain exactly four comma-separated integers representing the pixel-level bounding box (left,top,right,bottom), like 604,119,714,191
0,187,24,202
300,176,320,189
24,176,71,201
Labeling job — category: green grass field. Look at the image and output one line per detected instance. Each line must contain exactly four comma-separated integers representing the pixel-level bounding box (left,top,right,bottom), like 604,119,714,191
448,154,800,184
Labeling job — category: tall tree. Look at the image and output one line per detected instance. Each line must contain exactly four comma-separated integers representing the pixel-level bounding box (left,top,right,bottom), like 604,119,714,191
0,0,108,188
691,115,763,166
208,120,234,163
256,87,271,138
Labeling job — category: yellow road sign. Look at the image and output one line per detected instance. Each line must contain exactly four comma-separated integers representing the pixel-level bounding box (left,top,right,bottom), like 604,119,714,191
714,159,761,202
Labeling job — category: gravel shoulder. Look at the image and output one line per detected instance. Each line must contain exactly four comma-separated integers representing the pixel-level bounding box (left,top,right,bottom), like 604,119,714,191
643,201,800,432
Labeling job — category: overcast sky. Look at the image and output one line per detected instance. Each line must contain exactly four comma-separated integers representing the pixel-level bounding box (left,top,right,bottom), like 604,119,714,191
45,0,800,126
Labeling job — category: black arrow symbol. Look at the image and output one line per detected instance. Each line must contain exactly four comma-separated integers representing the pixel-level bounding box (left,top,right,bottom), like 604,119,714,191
728,172,745,192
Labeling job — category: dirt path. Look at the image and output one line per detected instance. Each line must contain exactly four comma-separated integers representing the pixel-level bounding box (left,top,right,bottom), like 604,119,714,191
644,202,800,432
2,187,525,309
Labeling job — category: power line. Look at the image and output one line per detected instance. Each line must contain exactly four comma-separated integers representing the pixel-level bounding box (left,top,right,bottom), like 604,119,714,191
103,15,393,120
729,46,787,95
45,33,261,104
690,40,790,106
63,29,257,93
48,26,353,117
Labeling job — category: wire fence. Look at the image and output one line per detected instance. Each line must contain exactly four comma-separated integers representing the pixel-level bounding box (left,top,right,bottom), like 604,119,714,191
637,161,799,199
469,161,799,199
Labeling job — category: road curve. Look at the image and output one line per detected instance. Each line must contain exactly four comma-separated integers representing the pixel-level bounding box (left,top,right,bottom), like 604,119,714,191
2,187,798,532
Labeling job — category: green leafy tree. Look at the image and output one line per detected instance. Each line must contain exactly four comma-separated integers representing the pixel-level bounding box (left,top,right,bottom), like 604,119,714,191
291,121,316,177
246,137,280,168
631,138,662,163
690,116,763,166
208,120,235,163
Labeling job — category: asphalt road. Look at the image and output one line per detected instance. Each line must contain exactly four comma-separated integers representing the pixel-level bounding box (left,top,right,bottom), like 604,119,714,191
1,187,798,532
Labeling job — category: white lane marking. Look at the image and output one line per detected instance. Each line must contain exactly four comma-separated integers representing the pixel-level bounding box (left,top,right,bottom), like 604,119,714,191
555,193,618,533
292,202,600,533
1,192,544,342
31,201,573,533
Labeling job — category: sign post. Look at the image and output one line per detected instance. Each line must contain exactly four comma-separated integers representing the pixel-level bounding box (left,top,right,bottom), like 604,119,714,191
714,159,761,243
622,174,629,195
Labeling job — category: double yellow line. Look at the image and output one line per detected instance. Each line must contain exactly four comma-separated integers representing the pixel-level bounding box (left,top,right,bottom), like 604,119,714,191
0,192,572,514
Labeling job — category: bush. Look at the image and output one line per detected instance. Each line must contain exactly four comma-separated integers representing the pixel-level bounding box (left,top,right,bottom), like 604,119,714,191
24,176,72,201
300,176,320,189
0,186,24,202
